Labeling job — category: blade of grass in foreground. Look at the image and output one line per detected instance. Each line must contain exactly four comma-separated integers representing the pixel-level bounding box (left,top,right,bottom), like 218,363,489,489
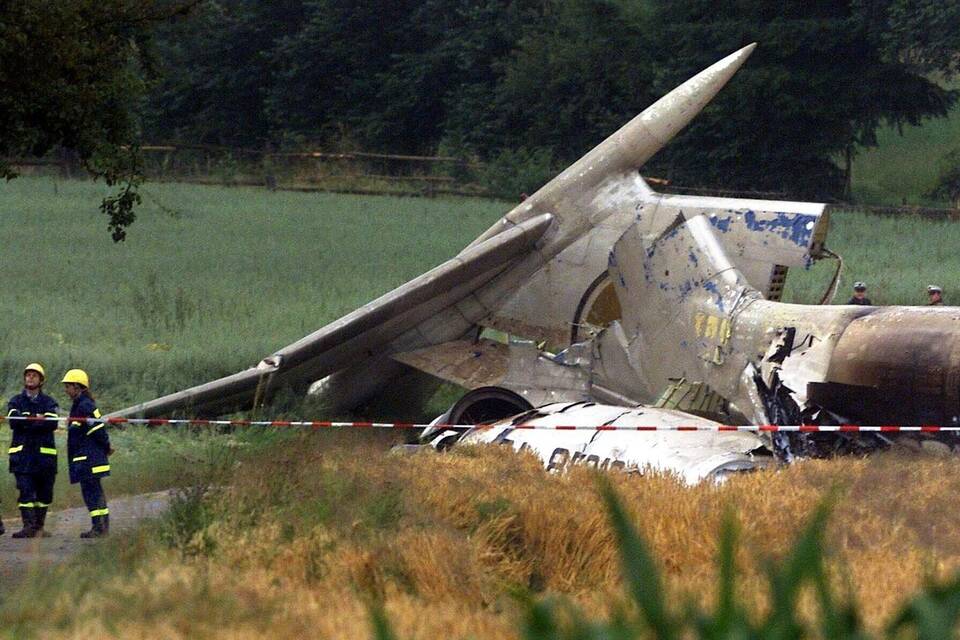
599,477,676,640
368,603,397,640
888,577,960,640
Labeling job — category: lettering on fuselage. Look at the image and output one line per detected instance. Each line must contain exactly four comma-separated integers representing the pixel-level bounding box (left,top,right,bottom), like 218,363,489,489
547,447,631,474
495,431,635,475
694,312,731,341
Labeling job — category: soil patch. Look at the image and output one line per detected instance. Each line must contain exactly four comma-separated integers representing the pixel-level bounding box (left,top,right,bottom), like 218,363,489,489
0,491,170,592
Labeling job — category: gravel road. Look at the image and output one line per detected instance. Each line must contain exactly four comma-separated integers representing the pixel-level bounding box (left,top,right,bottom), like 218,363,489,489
0,491,171,593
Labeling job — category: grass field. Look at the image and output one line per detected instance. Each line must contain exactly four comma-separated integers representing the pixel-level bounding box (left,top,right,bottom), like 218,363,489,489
782,208,960,305
0,177,505,408
851,103,960,206
0,426,291,518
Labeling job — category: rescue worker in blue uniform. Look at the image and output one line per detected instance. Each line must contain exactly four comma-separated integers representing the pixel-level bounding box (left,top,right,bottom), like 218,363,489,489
63,369,111,538
7,363,59,538
847,281,872,305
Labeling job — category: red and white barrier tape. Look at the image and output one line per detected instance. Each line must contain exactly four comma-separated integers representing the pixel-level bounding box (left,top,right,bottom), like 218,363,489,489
3,416,960,432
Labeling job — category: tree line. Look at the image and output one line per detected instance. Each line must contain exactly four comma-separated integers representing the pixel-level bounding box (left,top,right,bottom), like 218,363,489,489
2,0,959,237
143,0,958,199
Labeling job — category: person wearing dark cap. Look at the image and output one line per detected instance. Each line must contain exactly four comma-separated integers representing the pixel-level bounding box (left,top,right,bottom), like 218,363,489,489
847,282,872,305
928,285,944,306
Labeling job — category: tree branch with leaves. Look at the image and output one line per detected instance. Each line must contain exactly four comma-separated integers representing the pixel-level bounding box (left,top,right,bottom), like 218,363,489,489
0,0,198,240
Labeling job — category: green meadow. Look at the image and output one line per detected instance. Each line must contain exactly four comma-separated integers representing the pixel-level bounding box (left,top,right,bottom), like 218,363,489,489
0,425,291,515
0,177,505,408
851,104,960,206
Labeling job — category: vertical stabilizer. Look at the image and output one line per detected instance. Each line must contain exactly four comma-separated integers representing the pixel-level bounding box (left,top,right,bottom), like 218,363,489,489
469,43,758,256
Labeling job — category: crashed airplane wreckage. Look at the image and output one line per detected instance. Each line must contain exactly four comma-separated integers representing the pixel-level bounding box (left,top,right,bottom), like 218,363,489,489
116,43,960,482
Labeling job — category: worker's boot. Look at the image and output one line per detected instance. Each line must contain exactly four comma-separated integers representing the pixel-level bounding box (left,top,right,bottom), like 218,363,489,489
80,515,108,538
0,513,5,536
34,507,51,538
11,508,39,538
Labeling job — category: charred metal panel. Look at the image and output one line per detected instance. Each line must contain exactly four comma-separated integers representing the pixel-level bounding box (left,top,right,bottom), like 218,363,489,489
808,381,946,425
824,307,960,424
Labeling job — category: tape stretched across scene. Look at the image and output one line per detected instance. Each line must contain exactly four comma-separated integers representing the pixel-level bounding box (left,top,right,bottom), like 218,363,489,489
2,416,960,432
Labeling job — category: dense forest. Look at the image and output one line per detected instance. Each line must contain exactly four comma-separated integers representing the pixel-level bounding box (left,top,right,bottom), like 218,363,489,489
2,0,959,237
143,0,959,199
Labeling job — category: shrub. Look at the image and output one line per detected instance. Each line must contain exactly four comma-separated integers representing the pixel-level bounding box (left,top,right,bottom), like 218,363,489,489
478,147,557,200
926,149,960,205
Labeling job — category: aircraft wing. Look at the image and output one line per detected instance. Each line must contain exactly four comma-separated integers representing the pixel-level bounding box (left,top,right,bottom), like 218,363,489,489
113,214,552,417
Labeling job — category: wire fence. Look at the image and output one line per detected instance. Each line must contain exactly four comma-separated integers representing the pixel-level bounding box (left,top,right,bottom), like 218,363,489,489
7,144,960,216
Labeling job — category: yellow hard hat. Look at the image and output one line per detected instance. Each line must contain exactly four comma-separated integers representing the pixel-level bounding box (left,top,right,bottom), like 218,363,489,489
61,369,89,388
24,363,45,380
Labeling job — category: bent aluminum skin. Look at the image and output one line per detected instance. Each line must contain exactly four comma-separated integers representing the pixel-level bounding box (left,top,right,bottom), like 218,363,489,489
114,43,960,479
428,402,771,485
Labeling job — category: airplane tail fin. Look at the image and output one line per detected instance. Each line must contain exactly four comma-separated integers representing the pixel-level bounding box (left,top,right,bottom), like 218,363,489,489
468,44,758,255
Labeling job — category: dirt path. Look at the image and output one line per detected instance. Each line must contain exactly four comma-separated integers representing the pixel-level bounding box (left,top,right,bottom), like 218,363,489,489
0,491,171,591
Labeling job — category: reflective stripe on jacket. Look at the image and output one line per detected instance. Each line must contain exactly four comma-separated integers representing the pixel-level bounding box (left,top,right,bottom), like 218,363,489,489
7,390,59,474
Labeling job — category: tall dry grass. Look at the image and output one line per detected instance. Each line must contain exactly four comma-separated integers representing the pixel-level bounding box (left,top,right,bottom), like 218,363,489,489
6,432,960,638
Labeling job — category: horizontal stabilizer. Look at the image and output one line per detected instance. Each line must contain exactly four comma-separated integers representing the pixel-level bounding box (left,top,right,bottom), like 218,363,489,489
391,338,511,390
